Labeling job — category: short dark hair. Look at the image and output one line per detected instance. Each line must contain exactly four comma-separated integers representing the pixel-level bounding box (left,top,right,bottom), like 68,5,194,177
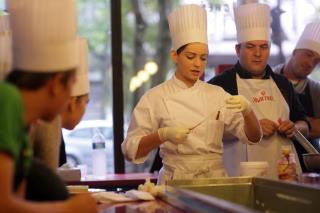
6,68,76,90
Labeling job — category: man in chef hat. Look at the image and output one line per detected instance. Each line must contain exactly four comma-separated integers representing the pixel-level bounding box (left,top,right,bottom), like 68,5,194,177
274,21,320,170
0,12,12,80
0,0,97,212
208,2,309,178
122,4,261,184
59,37,90,166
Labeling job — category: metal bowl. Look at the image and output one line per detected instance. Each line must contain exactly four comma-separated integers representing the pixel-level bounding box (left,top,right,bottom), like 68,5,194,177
303,153,320,172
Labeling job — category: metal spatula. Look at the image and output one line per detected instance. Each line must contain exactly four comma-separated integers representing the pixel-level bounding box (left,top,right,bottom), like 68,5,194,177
293,129,319,154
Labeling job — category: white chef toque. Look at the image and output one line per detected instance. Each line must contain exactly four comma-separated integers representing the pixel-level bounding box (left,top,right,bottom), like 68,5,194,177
168,4,207,51
72,37,89,97
295,22,320,55
0,13,12,80
7,0,78,72
234,3,270,43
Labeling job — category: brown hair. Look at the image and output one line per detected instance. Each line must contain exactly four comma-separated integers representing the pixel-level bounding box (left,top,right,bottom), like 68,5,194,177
176,44,188,55
6,68,76,90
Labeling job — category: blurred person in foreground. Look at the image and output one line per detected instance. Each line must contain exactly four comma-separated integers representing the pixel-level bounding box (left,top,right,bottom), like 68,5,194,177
26,37,91,202
0,0,97,212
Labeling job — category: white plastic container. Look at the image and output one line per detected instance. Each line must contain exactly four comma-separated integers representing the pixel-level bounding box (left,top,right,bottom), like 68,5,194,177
239,161,269,177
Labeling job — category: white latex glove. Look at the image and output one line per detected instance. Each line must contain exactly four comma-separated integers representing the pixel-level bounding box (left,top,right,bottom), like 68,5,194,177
158,127,190,144
225,95,252,116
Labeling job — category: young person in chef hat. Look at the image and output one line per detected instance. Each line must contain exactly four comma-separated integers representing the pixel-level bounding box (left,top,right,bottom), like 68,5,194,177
61,37,90,131
25,37,91,202
0,0,97,212
273,22,320,171
0,12,12,80
208,2,309,178
29,38,89,171
59,37,90,166
122,4,262,184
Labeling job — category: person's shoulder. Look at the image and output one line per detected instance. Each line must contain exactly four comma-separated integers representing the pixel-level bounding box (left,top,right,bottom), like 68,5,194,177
0,81,18,92
202,81,224,91
271,71,291,85
202,81,231,97
272,63,284,74
0,82,21,103
137,81,169,104
307,77,320,89
307,77,320,84
0,82,23,121
144,81,167,96
207,68,235,84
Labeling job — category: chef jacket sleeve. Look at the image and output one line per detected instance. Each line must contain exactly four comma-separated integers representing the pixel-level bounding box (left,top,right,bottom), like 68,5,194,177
122,94,158,164
223,107,260,145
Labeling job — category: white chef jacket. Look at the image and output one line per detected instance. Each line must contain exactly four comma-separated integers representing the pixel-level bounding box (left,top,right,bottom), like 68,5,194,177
122,76,257,183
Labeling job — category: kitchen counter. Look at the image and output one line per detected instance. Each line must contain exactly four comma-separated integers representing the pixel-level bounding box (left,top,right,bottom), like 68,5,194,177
70,175,320,212
96,186,255,213
168,176,320,213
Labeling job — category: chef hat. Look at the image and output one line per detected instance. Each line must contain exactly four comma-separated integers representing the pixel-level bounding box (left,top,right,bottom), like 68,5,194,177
168,4,207,51
0,13,12,80
295,22,320,55
7,0,78,72
71,37,89,96
234,3,270,43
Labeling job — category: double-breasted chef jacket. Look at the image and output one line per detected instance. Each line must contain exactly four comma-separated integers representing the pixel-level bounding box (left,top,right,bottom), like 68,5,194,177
122,75,258,184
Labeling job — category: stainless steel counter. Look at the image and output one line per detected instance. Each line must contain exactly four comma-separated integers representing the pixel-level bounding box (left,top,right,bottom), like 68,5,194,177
167,177,320,213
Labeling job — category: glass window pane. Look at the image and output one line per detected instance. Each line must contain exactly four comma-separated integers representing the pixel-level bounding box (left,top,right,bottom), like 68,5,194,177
122,0,181,173
63,0,114,173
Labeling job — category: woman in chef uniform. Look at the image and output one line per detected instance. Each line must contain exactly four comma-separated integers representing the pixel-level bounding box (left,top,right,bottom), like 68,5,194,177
122,4,262,184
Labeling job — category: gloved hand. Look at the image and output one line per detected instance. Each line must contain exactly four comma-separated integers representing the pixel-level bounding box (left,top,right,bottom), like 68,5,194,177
158,127,190,144
225,95,252,116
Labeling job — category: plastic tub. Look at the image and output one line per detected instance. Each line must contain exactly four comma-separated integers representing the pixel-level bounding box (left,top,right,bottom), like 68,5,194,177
239,161,269,177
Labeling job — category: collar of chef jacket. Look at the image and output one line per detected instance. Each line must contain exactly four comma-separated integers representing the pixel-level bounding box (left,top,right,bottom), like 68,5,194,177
235,61,273,80
172,74,201,89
